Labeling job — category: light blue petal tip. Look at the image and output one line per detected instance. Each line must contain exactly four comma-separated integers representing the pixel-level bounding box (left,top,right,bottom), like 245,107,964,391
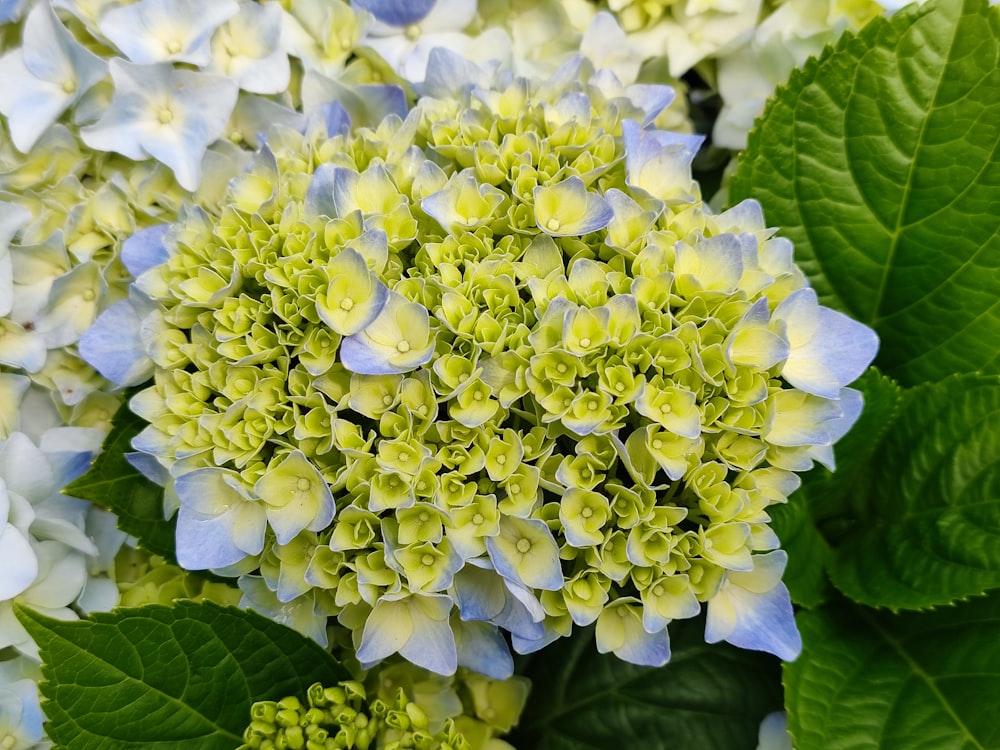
352,0,435,26
454,620,514,679
78,300,152,387
121,224,170,277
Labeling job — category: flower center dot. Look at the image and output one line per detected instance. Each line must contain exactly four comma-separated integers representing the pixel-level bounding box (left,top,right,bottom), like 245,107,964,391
581,507,593,518
396,340,410,353
615,382,625,391
516,538,532,553
473,390,484,401
496,455,506,464
579,337,591,348
382,395,394,406
166,38,182,54
62,79,76,94
229,130,244,143
421,554,435,566
404,23,420,40
556,363,567,373
546,218,561,231
416,481,427,491
398,452,409,462
82,289,95,301
587,401,598,411
472,513,484,525
652,439,663,450
296,477,311,491
158,107,174,124
661,404,672,414
340,297,354,311
509,484,521,494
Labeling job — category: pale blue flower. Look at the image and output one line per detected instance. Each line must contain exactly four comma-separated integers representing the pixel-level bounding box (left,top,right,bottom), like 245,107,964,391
772,287,879,399
78,290,156,388
80,60,239,190
452,619,514,680
705,550,801,661
174,468,267,570
98,0,239,66
357,592,458,675
0,667,44,749
352,0,436,26
0,3,107,152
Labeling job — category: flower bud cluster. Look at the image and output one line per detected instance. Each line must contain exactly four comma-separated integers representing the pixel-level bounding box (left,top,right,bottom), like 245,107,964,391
88,51,876,672
238,681,471,750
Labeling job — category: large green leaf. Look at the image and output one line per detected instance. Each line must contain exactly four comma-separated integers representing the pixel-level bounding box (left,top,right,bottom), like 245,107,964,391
785,595,1000,749
730,0,1000,385
508,619,782,750
829,374,1000,610
16,601,348,750
64,402,176,560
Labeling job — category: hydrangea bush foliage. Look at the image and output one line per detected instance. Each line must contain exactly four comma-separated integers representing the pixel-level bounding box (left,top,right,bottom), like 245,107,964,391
2,0,998,748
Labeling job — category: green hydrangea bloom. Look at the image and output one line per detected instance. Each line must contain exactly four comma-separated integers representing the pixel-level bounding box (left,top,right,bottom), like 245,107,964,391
88,50,876,673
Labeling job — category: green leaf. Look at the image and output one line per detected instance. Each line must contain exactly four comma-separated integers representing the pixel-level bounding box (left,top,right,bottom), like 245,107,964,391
785,594,1000,750
64,401,176,560
15,601,348,750
829,374,1000,610
769,496,832,609
730,0,1000,385
508,619,783,750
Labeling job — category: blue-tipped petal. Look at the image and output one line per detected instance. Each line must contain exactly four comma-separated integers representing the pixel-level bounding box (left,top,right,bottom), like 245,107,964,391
397,594,458,675
626,83,675,125
534,176,614,237
486,516,564,592
322,101,351,137
453,565,507,621
340,332,409,375
453,619,514,679
510,621,562,655
706,581,801,662
305,163,337,219
421,47,486,99
121,224,169,277
774,288,879,399
124,451,169,487
175,506,246,570
78,298,154,387
352,0,435,26
358,597,413,664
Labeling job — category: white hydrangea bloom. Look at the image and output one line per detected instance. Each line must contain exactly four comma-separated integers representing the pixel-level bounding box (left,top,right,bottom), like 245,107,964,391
0,429,121,662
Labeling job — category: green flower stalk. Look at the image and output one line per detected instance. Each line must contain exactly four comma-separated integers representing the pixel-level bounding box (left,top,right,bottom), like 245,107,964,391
82,48,877,674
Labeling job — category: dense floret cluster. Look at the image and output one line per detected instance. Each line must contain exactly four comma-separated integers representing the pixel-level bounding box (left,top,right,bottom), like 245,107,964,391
239,681,472,750
83,51,876,675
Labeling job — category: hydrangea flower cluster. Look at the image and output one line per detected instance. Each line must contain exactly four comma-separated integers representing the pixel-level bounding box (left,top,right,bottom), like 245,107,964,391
85,50,877,677
240,681,473,750
0,425,123,749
